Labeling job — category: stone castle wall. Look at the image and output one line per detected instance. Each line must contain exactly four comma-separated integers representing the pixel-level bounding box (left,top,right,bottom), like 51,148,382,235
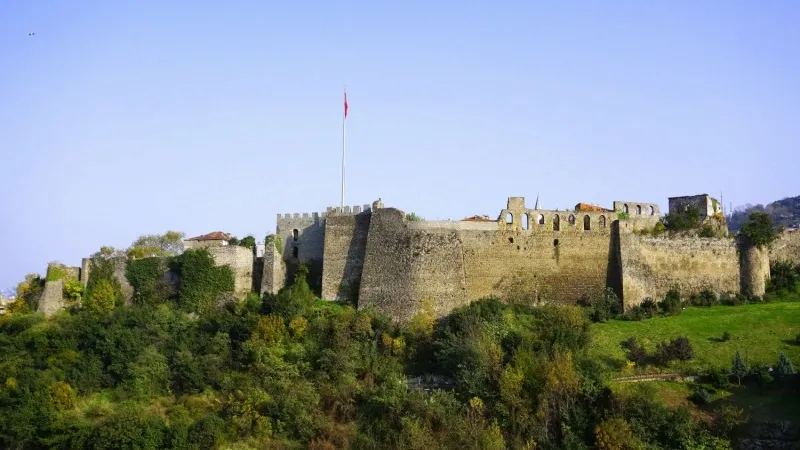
771,230,800,265
619,234,741,308
207,246,255,298
321,211,372,301
261,240,286,295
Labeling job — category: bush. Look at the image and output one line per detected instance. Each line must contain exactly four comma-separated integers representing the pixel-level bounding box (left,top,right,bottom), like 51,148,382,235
708,367,731,389
774,353,795,376
767,261,800,294
696,289,718,307
740,212,779,248
658,288,682,316
585,288,622,323
690,387,712,405
752,363,774,387
622,337,648,365
721,331,731,342
656,336,694,364
640,298,658,317
624,305,645,321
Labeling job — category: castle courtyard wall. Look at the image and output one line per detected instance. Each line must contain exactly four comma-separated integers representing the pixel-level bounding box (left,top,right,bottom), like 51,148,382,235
321,212,372,301
619,234,740,307
771,230,800,265
207,246,255,298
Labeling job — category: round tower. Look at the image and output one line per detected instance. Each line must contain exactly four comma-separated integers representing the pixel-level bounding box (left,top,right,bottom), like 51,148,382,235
737,234,770,297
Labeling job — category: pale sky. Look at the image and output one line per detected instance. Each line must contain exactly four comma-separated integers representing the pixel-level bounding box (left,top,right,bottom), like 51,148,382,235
1,1,799,290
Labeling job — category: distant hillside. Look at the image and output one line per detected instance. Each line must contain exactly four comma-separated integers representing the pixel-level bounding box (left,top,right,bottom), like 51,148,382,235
727,195,800,232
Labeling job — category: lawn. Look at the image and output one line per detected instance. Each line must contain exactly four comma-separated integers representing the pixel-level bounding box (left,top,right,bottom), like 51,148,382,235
590,301,800,376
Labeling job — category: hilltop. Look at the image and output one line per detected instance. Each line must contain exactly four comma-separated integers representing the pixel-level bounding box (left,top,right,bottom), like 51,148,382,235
728,195,800,232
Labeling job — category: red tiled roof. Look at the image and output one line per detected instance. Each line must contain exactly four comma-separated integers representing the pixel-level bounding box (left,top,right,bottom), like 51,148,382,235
574,202,611,212
462,215,495,222
186,231,231,241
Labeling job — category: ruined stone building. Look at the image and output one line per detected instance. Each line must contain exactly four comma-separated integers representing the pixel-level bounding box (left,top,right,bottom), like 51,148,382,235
36,193,800,321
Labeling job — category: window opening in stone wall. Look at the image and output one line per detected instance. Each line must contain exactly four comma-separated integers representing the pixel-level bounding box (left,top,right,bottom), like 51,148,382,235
521,213,529,230
292,246,298,258
599,215,606,228
583,215,591,231
553,239,559,247
508,237,514,244
568,214,575,225
649,206,655,215
505,213,513,224
636,205,642,215
623,204,629,214
292,229,299,241
537,214,545,225
553,215,560,231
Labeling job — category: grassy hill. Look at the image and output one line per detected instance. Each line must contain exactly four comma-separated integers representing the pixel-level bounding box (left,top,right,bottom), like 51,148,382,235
590,300,800,376
728,195,800,232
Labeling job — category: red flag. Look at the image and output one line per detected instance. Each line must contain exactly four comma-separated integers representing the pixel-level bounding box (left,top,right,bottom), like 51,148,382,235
344,91,348,118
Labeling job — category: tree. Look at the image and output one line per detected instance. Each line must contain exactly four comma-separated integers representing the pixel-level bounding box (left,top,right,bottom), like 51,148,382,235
731,351,748,386
740,212,778,248
774,353,795,377
92,245,126,258
238,235,256,249
126,230,185,259
83,278,117,315
14,273,44,312
405,212,423,221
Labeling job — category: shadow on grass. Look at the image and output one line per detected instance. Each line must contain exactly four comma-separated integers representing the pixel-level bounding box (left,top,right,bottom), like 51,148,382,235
780,339,800,347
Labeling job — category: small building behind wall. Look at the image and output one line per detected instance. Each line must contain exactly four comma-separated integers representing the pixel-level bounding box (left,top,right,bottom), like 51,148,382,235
184,231,232,250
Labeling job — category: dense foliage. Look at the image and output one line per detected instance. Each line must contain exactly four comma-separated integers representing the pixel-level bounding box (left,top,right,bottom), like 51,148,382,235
728,195,800,232
0,264,743,449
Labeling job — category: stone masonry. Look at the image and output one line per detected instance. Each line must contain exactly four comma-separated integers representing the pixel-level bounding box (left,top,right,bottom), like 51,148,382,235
37,193,774,321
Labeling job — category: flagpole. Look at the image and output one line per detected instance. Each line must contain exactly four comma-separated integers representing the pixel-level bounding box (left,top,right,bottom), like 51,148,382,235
341,89,347,209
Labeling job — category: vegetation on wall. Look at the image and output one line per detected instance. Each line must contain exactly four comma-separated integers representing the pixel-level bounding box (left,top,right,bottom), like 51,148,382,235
405,212,423,221
662,205,702,231
45,263,69,282
126,230,185,259
227,235,256,249
126,257,176,306
174,248,234,313
265,234,283,255
84,257,125,314
740,211,779,248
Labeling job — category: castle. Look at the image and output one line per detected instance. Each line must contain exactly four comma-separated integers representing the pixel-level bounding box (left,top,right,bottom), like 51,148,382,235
36,193,800,321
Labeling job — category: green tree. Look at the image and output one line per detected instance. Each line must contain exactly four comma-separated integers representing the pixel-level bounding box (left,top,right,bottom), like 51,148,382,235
774,353,794,376
238,235,256,249
127,230,185,259
405,212,423,221
731,351,748,386
13,273,44,312
740,212,778,248
91,245,126,258
83,278,117,315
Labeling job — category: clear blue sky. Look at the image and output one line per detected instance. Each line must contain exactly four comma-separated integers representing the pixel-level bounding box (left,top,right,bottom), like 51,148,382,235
1,1,798,291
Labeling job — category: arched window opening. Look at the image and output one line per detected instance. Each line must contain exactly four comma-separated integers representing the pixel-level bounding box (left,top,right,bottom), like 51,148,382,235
649,206,655,216
568,214,576,225
553,215,561,231
292,229,299,242
505,213,513,224
583,215,591,231
521,213,529,230
599,215,607,228
623,204,629,214
537,214,545,225
636,205,642,215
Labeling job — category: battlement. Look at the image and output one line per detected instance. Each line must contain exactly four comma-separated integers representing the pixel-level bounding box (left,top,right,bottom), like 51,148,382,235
326,204,372,215
276,211,327,221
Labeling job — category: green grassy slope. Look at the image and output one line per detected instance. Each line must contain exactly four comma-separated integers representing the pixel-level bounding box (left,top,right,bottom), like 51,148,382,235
590,301,800,375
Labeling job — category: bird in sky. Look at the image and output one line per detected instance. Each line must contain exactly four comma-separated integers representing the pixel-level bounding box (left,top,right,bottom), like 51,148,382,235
28,32,35,36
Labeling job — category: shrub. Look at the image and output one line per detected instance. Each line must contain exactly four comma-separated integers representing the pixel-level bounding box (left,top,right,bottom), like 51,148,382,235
658,288,682,316
624,305,645,321
774,353,795,376
656,336,693,364
752,363,774,387
690,387,712,405
622,337,648,365
708,367,731,389
640,298,658,317
587,288,622,322
697,288,717,307
740,212,779,248
721,331,731,342
796,333,800,345
767,261,800,294
731,352,748,386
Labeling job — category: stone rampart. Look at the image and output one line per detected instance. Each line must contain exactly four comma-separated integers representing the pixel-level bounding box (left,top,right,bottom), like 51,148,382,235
260,240,286,295
321,211,372,301
771,230,800,265
207,246,254,298
619,234,741,307
38,279,65,317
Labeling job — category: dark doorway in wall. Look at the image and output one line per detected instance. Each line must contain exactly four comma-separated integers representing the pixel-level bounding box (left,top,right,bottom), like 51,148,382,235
292,229,299,241
292,246,298,258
